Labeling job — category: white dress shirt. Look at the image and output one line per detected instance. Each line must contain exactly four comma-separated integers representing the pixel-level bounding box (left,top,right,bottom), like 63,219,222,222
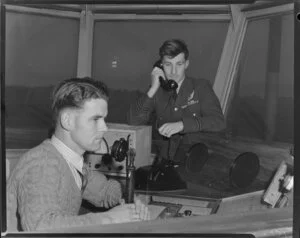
176,78,184,94
51,135,84,189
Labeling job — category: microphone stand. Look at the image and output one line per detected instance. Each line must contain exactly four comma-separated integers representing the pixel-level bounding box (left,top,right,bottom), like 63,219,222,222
125,148,136,203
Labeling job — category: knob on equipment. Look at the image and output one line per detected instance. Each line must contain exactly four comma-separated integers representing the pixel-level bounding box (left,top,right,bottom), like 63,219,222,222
102,153,113,166
117,165,124,171
184,210,192,216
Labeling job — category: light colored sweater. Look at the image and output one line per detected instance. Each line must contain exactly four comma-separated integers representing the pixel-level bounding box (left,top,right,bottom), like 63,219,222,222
6,139,121,231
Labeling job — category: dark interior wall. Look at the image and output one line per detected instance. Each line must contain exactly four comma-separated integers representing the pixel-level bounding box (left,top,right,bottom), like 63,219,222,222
92,20,229,91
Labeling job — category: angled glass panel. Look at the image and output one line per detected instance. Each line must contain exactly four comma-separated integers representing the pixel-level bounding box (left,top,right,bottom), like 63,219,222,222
92,20,229,123
226,13,293,143
5,10,80,148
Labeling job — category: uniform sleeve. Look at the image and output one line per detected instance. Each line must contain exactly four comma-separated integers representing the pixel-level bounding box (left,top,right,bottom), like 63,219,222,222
182,80,225,133
127,93,155,125
18,160,115,231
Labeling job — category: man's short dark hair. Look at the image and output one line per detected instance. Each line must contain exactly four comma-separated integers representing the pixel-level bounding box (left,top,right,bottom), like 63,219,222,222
51,77,109,130
159,39,189,60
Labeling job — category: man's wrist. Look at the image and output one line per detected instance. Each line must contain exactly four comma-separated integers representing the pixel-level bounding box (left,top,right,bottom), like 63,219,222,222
147,87,158,98
179,120,184,132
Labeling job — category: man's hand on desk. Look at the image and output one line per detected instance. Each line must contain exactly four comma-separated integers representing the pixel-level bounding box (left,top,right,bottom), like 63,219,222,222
108,199,150,223
158,121,184,138
134,198,151,221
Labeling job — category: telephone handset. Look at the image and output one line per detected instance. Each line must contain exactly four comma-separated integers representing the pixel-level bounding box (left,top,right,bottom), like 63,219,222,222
153,60,178,91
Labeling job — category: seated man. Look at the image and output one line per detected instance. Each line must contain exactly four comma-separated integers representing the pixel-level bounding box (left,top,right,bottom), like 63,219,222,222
128,39,225,160
6,77,150,232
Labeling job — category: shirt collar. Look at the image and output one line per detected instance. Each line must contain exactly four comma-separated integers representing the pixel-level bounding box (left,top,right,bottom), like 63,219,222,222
176,78,185,94
51,135,84,173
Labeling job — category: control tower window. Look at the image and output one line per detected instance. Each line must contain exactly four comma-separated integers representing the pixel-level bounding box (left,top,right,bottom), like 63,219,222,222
226,13,293,144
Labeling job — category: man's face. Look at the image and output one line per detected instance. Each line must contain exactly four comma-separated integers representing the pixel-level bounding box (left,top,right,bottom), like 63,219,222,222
162,52,189,84
69,98,108,154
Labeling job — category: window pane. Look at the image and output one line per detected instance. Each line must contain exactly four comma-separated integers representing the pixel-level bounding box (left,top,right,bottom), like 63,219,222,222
5,11,80,148
92,20,229,123
226,13,293,143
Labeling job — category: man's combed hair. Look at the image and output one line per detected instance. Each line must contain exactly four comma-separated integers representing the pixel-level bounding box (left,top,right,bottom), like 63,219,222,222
159,39,189,60
50,77,109,132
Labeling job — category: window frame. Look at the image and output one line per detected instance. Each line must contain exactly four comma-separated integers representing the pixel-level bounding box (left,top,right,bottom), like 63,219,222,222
219,3,294,145
219,3,294,117
89,11,231,80
3,4,82,149
1,3,294,147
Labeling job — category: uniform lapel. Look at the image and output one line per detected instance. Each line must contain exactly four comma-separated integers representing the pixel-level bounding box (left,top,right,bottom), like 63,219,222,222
175,77,194,107
157,87,175,109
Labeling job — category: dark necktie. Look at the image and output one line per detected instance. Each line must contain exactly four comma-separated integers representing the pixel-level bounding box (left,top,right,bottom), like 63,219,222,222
172,90,177,101
77,166,88,193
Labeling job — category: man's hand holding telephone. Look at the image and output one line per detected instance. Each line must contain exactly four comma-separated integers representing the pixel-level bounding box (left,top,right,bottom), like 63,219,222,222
147,60,183,138
147,65,164,98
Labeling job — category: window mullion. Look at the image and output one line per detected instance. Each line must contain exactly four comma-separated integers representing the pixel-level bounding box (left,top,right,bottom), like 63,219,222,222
213,4,247,116
77,9,94,77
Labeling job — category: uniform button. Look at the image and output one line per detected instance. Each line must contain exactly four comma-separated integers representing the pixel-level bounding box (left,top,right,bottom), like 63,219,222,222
193,113,196,116
174,107,178,111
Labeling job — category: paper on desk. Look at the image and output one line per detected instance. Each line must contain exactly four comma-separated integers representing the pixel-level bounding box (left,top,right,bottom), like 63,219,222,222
151,195,210,207
147,204,166,220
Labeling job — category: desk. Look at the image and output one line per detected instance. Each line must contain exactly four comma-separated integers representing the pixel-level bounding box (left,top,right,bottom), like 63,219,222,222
39,206,292,237
42,190,293,237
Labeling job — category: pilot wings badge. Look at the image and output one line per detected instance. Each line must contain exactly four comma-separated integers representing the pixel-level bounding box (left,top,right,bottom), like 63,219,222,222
187,90,194,102
181,90,198,109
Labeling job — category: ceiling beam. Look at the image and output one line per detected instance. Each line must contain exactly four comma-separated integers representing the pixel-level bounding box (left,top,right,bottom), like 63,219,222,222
241,0,294,11
4,0,257,5
91,4,230,14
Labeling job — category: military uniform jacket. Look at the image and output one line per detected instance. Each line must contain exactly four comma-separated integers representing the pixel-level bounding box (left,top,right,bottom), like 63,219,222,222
129,77,225,149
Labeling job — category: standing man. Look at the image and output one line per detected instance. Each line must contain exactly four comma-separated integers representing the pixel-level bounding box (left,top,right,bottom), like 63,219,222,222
7,77,149,232
128,39,225,160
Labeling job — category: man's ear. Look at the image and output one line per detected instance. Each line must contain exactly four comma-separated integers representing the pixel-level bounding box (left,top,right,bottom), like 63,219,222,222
185,60,190,69
60,110,73,131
